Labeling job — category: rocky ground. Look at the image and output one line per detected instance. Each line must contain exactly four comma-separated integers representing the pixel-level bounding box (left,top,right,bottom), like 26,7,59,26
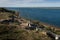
0,8,59,40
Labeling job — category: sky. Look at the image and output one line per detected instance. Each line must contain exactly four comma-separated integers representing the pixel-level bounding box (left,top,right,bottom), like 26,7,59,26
0,0,60,7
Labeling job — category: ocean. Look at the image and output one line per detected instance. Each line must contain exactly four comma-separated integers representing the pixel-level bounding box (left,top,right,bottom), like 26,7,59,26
6,7,60,27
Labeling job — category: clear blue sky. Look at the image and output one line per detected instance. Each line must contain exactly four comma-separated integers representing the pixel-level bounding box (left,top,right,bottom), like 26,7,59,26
0,0,60,7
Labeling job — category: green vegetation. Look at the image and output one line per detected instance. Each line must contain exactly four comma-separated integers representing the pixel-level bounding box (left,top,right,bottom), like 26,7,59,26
54,31,60,35
0,8,18,19
0,8,59,40
0,24,52,40
53,30,60,35
0,12,10,19
45,26,60,35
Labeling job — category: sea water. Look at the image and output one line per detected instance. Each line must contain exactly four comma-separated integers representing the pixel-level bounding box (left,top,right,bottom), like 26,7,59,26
7,7,60,27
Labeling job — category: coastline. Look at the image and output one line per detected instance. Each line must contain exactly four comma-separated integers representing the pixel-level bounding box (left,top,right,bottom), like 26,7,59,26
7,7,60,27
6,7,60,29
22,17,60,28
21,17,60,35
0,8,60,40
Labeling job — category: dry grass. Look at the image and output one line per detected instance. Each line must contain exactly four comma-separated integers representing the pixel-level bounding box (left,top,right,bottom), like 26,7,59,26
0,12,13,19
0,25,52,40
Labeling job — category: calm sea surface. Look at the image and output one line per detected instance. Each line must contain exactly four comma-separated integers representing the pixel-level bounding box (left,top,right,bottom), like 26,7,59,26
7,7,60,27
